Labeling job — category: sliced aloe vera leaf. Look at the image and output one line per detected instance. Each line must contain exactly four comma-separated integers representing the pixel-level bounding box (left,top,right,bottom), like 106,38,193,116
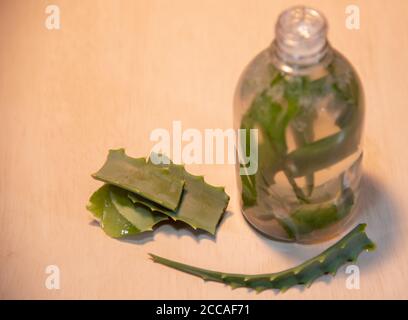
128,192,171,215
100,194,140,238
86,183,110,219
150,223,375,292
91,149,184,211
290,99,316,196
284,119,362,178
128,156,230,235
240,89,297,187
285,187,354,236
109,186,168,232
87,185,167,238
284,58,364,179
291,126,315,196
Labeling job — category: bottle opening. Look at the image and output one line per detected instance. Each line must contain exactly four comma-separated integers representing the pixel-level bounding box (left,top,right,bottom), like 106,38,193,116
272,6,331,73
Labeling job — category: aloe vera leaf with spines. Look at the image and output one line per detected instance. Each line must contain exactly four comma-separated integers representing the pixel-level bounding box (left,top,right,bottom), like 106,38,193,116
238,107,265,208
92,149,184,211
240,82,304,203
127,154,230,235
283,114,363,178
251,189,354,241
87,184,167,238
286,187,354,236
290,125,315,195
150,224,375,292
286,75,329,196
109,185,168,231
283,63,363,178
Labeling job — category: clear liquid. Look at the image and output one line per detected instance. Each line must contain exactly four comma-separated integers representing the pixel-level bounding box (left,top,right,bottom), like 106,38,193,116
237,51,364,243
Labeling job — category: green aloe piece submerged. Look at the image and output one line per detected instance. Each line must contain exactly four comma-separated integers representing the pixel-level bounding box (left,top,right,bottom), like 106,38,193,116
282,188,354,238
150,224,375,293
87,184,167,238
92,149,184,211
129,156,230,235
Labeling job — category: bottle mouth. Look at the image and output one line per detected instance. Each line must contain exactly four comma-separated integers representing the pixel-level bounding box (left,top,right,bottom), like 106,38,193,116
272,6,332,74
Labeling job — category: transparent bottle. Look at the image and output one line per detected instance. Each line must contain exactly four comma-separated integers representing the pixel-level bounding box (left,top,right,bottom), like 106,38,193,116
234,6,364,243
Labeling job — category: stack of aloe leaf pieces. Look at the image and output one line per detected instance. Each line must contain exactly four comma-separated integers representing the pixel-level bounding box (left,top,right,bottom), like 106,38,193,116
87,149,230,238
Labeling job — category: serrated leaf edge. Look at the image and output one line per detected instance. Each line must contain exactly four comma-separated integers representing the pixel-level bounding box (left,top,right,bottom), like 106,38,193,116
149,224,375,293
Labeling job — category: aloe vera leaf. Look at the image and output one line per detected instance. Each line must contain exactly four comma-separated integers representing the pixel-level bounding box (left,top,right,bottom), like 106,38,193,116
284,75,332,198
284,59,363,179
291,126,315,195
249,189,353,241
87,185,139,238
239,115,258,208
128,156,230,235
128,192,172,214
101,195,140,238
241,90,299,187
287,187,354,236
87,185,167,238
284,120,362,178
238,76,307,218
239,112,278,208
109,186,168,231
92,149,184,211
241,173,257,208
86,183,110,219
254,167,356,239
289,98,316,197
150,224,375,292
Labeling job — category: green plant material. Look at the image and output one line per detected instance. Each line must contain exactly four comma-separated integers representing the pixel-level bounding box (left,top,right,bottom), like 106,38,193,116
247,186,355,241
239,115,259,208
291,125,314,195
238,58,363,239
283,75,334,198
239,82,302,205
150,224,375,292
128,155,230,235
87,184,167,238
287,83,317,196
92,149,184,211
87,183,110,220
284,187,354,237
283,121,362,178
283,62,363,179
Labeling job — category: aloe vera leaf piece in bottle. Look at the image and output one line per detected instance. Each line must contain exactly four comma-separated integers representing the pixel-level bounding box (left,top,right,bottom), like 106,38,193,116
283,56,363,179
285,187,354,236
150,224,375,292
240,81,308,203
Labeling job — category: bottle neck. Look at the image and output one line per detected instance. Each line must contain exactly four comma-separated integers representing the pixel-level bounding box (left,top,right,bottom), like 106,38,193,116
270,6,333,75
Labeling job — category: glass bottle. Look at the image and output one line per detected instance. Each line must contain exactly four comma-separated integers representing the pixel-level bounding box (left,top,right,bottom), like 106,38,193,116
234,6,364,243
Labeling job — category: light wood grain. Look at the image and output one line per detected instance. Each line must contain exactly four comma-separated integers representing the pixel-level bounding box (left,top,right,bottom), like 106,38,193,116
1,0,407,299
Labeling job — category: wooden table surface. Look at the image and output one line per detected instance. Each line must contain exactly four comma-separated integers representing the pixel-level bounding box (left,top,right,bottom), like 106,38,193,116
1,0,407,299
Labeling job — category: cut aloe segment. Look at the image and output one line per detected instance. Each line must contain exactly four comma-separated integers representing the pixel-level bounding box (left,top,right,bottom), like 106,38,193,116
87,184,167,238
127,155,230,235
92,149,184,211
